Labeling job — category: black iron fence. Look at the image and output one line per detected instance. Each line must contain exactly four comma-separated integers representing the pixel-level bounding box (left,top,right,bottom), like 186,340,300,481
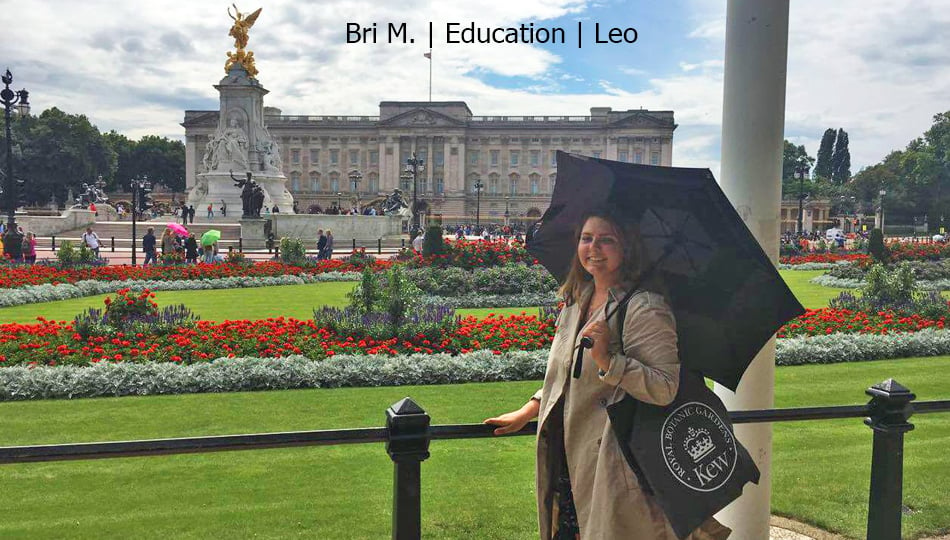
1,379,948,540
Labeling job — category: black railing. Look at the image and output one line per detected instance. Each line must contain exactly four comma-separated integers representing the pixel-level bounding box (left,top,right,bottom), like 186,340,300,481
1,379,948,540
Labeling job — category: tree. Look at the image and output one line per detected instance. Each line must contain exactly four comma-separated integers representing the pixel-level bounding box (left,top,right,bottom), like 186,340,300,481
814,128,836,179
102,131,135,190
831,128,851,184
16,108,115,207
129,135,186,192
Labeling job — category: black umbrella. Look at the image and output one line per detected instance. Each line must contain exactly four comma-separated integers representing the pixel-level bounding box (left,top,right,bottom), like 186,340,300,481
530,151,804,391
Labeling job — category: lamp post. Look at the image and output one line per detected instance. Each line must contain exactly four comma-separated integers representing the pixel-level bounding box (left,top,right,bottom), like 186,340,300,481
1,69,29,260
794,157,810,235
404,152,425,239
473,180,484,229
879,187,887,234
336,191,342,213
348,170,362,213
130,175,151,266
504,196,510,228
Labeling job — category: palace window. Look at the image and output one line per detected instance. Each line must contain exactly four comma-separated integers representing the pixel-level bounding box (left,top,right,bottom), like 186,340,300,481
435,151,444,167
530,175,539,194
435,177,444,194
469,150,479,165
490,150,500,167
489,174,500,194
310,149,319,164
309,171,320,191
290,172,300,191
330,149,339,165
330,173,340,192
509,174,519,195
530,150,540,167
369,151,379,166
368,173,379,193
618,151,628,162
634,151,643,164
291,149,300,164
550,150,557,167
349,149,359,166
592,151,601,159
651,152,660,166
510,151,520,167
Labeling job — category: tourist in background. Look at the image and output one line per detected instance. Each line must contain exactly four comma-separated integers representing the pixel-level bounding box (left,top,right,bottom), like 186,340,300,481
142,227,157,266
81,227,101,259
317,229,327,260
160,228,175,256
323,230,334,260
184,234,199,264
22,231,37,264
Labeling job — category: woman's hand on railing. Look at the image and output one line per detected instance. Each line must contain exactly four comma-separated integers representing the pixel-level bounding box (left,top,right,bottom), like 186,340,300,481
483,399,540,435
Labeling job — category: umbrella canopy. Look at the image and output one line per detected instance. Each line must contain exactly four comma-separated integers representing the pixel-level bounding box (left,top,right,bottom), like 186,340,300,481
166,222,189,237
529,152,804,391
200,229,221,247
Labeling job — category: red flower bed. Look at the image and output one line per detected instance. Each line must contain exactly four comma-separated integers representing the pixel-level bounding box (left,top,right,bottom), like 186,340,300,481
0,312,555,367
0,259,392,289
882,241,950,264
404,239,537,269
777,308,946,338
779,253,869,265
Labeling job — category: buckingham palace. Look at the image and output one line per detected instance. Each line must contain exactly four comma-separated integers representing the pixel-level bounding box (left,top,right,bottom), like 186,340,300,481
182,101,676,224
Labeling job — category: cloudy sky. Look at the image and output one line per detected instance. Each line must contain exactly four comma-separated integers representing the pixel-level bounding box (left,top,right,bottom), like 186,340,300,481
2,0,948,177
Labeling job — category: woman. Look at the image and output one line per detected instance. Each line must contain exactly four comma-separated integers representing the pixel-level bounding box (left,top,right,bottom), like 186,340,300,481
323,230,334,260
160,228,176,256
22,232,37,264
485,208,729,540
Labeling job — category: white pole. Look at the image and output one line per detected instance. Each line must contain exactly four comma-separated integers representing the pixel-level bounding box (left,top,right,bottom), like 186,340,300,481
715,1,790,539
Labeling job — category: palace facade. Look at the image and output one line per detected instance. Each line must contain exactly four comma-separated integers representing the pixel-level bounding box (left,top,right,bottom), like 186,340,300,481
182,101,676,225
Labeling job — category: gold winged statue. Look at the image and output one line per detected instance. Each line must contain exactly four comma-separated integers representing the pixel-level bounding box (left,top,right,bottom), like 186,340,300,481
224,4,262,78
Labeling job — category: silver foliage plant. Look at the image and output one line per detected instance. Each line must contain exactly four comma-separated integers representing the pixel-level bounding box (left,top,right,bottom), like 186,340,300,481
6,330,950,400
0,272,363,308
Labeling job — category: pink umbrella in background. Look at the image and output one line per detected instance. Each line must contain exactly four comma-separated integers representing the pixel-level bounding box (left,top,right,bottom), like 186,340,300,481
166,222,189,236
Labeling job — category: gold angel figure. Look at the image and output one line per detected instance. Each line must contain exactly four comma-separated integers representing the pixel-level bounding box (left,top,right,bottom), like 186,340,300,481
224,4,262,77
228,4,261,51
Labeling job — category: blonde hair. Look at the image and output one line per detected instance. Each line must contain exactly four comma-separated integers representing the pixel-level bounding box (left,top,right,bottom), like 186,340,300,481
557,207,645,306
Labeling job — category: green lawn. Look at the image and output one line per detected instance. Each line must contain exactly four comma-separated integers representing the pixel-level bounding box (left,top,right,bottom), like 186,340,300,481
0,357,947,539
0,269,843,325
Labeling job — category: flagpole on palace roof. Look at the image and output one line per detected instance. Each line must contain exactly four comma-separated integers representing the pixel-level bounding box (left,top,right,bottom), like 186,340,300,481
424,49,432,101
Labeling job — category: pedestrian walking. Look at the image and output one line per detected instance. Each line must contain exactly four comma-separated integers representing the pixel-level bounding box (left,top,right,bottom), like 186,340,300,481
22,231,37,264
317,229,327,260
143,227,157,266
184,234,199,264
81,227,101,259
323,230,334,260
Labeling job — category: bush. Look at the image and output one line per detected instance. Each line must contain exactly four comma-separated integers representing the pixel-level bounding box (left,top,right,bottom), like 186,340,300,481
73,289,198,338
347,268,380,314
279,237,307,264
404,264,558,297
345,247,376,270
56,241,99,266
422,225,445,257
828,262,950,317
868,228,889,263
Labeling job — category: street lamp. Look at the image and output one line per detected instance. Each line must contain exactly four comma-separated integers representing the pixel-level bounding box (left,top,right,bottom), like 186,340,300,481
794,157,810,235
348,170,362,212
336,191,342,213
504,196,510,228
879,187,887,233
130,175,151,266
1,68,29,260
404,152,425,238
473,180,484,229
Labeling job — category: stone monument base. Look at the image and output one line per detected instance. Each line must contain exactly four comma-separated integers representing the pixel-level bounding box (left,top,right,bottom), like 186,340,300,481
239,218,269,249
187,171,295,220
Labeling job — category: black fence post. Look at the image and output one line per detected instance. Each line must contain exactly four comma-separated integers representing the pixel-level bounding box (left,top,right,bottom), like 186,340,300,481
51,235,56,251
238,238,243,252
378,238,382,254
352,238,357,251
401,238,406,249
386,398,431,540
111,236,115,252
865,379,916,540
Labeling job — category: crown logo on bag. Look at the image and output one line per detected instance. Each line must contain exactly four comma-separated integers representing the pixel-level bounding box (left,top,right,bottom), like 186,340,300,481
684,427,716,463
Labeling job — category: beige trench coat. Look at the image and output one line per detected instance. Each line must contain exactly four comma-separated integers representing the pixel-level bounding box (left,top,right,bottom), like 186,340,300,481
533,282,731,540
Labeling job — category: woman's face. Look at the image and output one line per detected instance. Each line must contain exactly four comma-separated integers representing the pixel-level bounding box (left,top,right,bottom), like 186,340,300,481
578,216,624,284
